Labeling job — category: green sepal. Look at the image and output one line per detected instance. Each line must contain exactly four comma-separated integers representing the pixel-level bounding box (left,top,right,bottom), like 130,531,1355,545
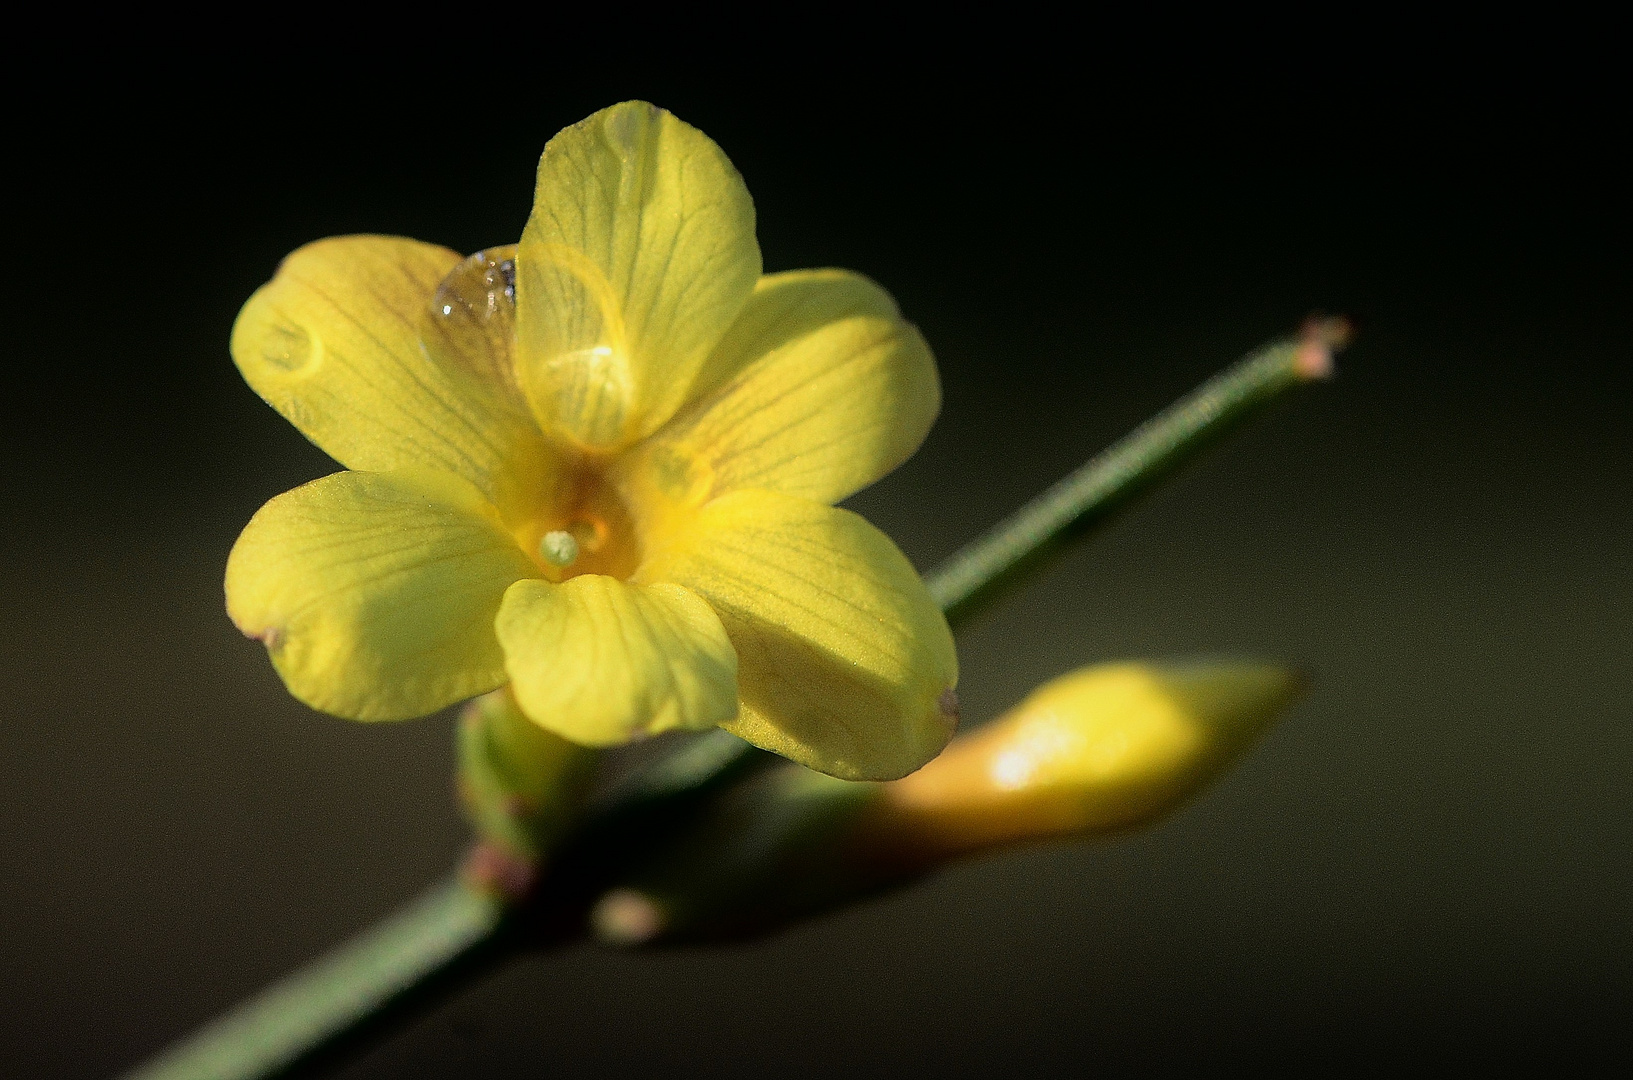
457,688,599,862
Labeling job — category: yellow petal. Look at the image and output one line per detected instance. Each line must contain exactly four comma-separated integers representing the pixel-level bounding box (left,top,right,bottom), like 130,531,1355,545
635,269,940,506
496,575,738,747
232,236,557,521
877,661,1303,858
515,101,760,450
637,490,958,781
226,469,540,721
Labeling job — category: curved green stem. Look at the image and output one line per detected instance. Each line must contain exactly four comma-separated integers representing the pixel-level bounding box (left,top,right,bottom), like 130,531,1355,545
929,319,1340,625
124,321,1340,1080
127,879,503,1080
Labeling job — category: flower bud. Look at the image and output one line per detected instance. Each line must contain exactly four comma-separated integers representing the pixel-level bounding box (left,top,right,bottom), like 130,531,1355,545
866,660,1303,864
587,659,1300,944
457,687,599,868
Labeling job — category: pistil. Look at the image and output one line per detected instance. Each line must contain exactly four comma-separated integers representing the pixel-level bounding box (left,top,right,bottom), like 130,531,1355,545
539,530,580,569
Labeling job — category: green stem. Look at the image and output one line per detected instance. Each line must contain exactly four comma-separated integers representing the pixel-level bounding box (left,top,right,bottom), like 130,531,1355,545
929,319,1340,626
127,878,503,1080
124,320,1340,1080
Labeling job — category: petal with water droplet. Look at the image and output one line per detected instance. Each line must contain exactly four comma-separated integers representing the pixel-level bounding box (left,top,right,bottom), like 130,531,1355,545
233,236,557,522
514,101,760,450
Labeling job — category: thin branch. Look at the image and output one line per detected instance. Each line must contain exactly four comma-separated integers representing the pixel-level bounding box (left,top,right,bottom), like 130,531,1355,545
124,319,1342,1080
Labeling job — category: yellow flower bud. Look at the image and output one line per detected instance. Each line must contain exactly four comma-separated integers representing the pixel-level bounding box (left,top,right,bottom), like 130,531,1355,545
868,660,1302,863
586,661,1300,944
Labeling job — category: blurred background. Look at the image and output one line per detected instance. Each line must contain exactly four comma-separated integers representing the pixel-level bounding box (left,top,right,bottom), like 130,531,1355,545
2,43,1628,1077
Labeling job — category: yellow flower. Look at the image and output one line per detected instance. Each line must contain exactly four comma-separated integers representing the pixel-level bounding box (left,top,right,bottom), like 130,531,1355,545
224,102,957,781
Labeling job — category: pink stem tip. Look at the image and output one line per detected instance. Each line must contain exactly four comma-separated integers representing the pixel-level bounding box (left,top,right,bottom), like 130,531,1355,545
1294,314,1352,380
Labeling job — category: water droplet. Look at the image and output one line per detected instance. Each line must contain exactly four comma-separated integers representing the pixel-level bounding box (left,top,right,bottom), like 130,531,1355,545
422,246,523,400
644,444,710,503
603,104,644,158
263,323,314,373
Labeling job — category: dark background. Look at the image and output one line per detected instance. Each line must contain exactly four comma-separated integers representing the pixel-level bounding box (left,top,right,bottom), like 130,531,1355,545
2,47,1629,1077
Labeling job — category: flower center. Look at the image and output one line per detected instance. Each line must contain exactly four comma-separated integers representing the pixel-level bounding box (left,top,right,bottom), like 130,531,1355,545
538,530,580,569
515,456,643,583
